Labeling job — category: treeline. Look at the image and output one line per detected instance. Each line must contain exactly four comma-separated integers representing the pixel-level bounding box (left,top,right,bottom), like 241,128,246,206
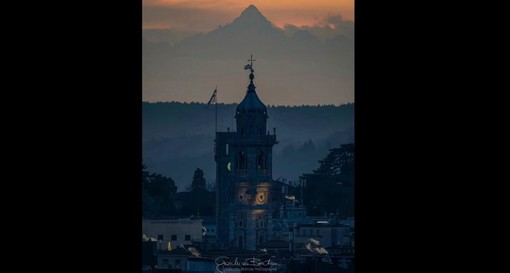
142,166,215,219
143,101,353,140
289,144,354,217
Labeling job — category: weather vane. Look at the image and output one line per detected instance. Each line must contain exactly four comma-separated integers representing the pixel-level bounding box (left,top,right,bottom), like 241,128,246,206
244,54,256,73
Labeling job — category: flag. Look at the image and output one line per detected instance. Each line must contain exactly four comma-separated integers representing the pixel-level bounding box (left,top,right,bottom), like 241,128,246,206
207,88,217,106
244,64,252,70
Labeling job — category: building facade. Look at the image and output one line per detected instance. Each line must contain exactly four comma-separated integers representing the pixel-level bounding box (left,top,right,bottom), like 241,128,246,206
294,224,353,248
215,63,281,250
142,219,203,251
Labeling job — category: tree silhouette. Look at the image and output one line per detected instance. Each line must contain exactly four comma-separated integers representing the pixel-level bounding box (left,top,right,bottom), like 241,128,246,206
178,168,215,217
142,164,177,218
297,144,354,217
191,168,207,192
314,143,353,175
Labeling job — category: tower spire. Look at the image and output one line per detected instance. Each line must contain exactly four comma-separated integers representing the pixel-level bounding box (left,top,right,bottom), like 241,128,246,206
244,54,256,92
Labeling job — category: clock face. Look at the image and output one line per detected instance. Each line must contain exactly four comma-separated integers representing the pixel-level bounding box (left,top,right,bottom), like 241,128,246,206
256,192,266,205
227,162,231,172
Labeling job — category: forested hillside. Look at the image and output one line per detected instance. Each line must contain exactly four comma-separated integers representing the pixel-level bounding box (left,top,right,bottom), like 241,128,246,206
143,102,354,189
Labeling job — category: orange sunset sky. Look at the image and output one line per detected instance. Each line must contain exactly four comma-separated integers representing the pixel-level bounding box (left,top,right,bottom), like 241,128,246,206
143,0,354,31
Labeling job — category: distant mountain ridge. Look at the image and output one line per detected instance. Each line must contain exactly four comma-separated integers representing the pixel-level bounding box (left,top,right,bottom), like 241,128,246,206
172,5,288,60
142,28,198,46
143,5,354,105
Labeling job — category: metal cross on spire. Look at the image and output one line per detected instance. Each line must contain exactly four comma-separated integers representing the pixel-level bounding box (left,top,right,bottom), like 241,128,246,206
246,54,256,72
248,54,256,69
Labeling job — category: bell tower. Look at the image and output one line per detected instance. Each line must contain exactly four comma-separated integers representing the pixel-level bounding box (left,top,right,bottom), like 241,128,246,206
215,55,279,250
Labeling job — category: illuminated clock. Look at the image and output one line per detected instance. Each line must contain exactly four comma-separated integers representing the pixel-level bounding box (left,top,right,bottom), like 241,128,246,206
256,192,266,205
227,162,231,172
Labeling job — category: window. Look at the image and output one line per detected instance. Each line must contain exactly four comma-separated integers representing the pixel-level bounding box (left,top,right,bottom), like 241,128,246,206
316,229,320,235
157,235,163,241
257,151,267,170
226,144,229,155
171,235,177,241
309,229,313,236
238,152,247,170
185,235,191,241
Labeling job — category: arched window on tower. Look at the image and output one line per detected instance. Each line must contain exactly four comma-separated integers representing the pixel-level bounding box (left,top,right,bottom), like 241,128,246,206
257,151,267,173
238,152,247,173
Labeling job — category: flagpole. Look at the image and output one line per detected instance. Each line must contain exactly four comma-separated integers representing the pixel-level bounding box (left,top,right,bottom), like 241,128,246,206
215,86,218,133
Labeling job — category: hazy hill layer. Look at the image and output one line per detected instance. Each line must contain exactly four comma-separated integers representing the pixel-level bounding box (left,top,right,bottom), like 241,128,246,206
143,102,354,190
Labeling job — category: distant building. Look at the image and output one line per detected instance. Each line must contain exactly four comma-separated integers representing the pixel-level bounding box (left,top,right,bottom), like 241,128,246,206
339,216,355,229
200,216,217,238
280,194,307,222
192,216,220,251
277,198,308,237
143,219,203,251
294,223,352,248
215,59,282,250
327,245,355,269
157,247,190,270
